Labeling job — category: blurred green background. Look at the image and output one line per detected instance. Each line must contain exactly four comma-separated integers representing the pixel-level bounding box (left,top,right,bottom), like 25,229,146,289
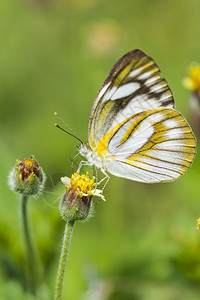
1,0,200,299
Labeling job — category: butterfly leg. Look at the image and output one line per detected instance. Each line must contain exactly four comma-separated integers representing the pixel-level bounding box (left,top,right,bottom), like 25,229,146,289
97,169,110,191
71,152,80,172
77,160,93,173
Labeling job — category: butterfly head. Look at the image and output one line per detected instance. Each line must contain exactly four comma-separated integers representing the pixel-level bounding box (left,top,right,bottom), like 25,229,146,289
78,143,91,159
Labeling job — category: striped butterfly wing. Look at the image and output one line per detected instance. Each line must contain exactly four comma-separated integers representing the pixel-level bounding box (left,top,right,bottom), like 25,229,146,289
88,49,174,150
96,108,196,183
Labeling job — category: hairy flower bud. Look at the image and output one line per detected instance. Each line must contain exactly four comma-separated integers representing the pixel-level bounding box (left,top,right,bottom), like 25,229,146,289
9,156,45,196
60,172,105,222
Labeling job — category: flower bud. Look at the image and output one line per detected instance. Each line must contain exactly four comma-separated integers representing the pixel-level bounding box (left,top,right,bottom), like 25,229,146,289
60,172,105,222
9,156,45,196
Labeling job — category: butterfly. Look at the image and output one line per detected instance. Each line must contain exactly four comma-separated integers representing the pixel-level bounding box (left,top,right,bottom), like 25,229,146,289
78,49,196,183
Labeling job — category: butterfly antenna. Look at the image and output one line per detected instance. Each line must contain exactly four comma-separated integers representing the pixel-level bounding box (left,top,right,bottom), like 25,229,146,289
55,123,83,144
54,112,83,144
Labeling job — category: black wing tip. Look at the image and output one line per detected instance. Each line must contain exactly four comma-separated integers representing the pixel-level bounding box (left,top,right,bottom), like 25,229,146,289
120,49,149,61
103,48,156,87
104,49,146,81
128,48,146,56
111,49,155,73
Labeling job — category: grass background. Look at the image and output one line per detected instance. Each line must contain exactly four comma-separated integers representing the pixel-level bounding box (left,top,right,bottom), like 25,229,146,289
1,0,200,299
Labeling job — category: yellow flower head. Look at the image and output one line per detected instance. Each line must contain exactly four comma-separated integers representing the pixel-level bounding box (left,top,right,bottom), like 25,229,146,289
61,172,105,201
183,64,200,92
197,218,200,230
70,172,95,194
60,172,105,222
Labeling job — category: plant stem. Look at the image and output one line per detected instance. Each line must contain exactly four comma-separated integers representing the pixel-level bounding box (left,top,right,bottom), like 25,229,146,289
55,220,75,300
20,194,36,295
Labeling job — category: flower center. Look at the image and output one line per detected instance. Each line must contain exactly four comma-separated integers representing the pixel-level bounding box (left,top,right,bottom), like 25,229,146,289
70,172,95,194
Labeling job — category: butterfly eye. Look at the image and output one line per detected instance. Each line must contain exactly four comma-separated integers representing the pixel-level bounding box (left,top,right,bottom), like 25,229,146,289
79,144,89,155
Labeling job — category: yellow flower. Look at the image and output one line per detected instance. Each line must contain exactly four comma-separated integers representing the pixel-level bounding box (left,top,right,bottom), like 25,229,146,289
183,64,200,92
197,218,200,230
61,172,105,201
60,172,105,222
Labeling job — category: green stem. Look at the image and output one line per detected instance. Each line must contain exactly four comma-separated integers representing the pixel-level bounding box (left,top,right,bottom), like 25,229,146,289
55,220,75,300
20,194,36,295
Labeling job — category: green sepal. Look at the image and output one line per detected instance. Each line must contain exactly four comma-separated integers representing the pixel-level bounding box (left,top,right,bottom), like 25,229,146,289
60,190,92,223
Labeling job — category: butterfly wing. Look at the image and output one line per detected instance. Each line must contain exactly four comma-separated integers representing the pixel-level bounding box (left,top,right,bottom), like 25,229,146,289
88,49,174,150
96,108,196,183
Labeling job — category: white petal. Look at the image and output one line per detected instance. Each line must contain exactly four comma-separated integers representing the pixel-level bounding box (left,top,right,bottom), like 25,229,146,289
61,176,71,187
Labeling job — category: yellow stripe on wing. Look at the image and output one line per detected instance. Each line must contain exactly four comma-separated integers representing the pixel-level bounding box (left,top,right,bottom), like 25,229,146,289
126,110,195,179
96,108,196,182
